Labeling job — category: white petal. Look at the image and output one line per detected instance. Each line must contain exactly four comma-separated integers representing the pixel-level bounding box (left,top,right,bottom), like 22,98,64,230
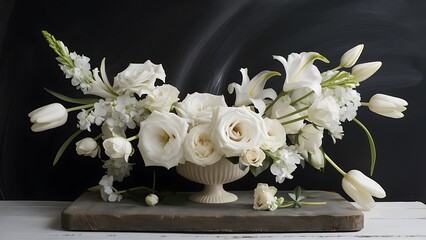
342,177,375,210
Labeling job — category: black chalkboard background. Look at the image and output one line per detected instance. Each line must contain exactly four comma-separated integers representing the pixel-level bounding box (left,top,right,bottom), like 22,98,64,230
1,0,425,202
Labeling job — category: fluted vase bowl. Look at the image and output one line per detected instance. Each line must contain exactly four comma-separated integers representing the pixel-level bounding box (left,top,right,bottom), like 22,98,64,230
176,158,249,203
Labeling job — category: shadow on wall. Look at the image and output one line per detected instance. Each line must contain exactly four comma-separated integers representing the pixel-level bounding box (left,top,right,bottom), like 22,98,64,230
0,0,425,201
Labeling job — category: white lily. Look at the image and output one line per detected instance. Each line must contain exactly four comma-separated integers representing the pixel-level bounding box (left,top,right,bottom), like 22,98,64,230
367,94,408,118
342,170,386,210
351,61,382,82
273,52,329,95
339,44,364,68
228,68,280,115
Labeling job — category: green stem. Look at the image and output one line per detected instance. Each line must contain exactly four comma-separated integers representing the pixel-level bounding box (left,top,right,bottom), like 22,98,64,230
264,91,287,115
126,135,139,142
300,201,327,205
278,202,294,208
116,186,155,194
277,107,309,120
93,133,103,141
360,102,369,106
281,115,307,125
324,153,347,176
290,91,314,105
66,103,95,112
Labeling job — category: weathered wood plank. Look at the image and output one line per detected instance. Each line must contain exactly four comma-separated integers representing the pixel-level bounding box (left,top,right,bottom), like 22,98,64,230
61,191,363,232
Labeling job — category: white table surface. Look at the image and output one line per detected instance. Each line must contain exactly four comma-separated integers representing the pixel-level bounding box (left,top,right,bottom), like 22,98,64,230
0,200,425,240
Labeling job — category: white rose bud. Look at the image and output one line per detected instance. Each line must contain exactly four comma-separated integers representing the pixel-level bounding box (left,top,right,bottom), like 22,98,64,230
28,103,68,132
351,61,382,82
262,118,286,152
103,137,132,162
298,124,323,153
253,183,278,211
145,193,159,207
240,147,266,167
144,84,180,112
339,44,364,68
342,170,386,210
76,137,99,158
113,60,166,97
367,94,408,118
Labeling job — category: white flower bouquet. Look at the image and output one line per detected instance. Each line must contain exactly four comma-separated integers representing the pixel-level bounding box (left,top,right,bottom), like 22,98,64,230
29,31,408,210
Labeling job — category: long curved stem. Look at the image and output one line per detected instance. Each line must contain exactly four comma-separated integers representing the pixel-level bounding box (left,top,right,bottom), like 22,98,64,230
324,153,346,176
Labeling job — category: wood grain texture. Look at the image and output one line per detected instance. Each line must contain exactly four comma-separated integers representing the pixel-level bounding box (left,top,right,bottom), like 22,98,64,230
61,191,363,232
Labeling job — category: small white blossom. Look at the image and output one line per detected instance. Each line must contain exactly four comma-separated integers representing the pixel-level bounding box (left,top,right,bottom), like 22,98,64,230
102,158,133,182
77,109,95,131
270,147,302,183
99,175,122,202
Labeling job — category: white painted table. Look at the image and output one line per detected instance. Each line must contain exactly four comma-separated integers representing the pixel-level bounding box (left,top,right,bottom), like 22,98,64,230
0,201,425,240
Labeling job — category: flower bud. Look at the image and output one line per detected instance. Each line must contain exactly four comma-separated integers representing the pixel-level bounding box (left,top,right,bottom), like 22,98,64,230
240,147,266,167
103,137,132,161
351,61,382,82
368,94,408,118
342,170,386,210
28,103,68,132
76,137,99,158
145,193,159,207
340,44,364,68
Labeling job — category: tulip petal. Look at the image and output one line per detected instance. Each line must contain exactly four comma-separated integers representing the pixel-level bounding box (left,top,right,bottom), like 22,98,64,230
347,170,386,198
342,177,375,210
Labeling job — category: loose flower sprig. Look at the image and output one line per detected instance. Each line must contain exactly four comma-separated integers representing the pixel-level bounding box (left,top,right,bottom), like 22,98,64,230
29,31,408,210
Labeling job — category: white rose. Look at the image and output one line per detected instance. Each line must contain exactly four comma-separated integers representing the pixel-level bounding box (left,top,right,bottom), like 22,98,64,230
262,118,286,152
297,124,323,153
308,95,340,129
113,60,166,97
253,183,278,211
175,92,227,125
184,124,223,166
102,137,132,162
240,147,266,167
210,106,267,157
143,84,180,112
138,111,188,169
76,137,99,158
270,97,304,134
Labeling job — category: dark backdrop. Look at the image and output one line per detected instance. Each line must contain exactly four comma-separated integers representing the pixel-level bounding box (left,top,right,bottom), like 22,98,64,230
1,0,425,202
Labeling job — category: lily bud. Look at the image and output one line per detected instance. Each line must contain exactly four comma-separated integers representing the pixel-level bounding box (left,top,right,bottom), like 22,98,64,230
145,193,159,207
28,103,68,132
340,44,364,68
351,61,382,82
342,170,386,210
368,94,408,118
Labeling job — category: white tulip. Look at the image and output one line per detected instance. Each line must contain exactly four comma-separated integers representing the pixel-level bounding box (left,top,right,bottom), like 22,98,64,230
175,92,227,125
76,137,99,158
145,193,159,207
273,52,329,95
210,106,267,157
253,183,278,211
367,94,408,118
351,61,382,82
297,124,323,153
301,149,324,170
339,44,364,68
240,147,266,167
113,60,166,97
342,170,386,210
28,103,68,132
138,111,188,169
184,124,223,166
228,68,279,115
102,137,132,162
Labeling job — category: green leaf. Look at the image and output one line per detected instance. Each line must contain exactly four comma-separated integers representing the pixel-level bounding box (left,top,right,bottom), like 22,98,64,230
44,88,99,105
250,156,272,177
353,118,377,176
53,130,83,166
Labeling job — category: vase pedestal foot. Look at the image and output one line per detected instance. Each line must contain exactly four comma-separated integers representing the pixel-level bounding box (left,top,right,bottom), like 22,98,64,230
188,184,237,204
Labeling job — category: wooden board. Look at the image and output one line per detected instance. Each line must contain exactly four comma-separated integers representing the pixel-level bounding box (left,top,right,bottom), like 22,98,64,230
61,191,363,233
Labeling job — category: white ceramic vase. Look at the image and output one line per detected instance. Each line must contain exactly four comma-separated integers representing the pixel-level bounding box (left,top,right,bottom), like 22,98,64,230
176,158,249,204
